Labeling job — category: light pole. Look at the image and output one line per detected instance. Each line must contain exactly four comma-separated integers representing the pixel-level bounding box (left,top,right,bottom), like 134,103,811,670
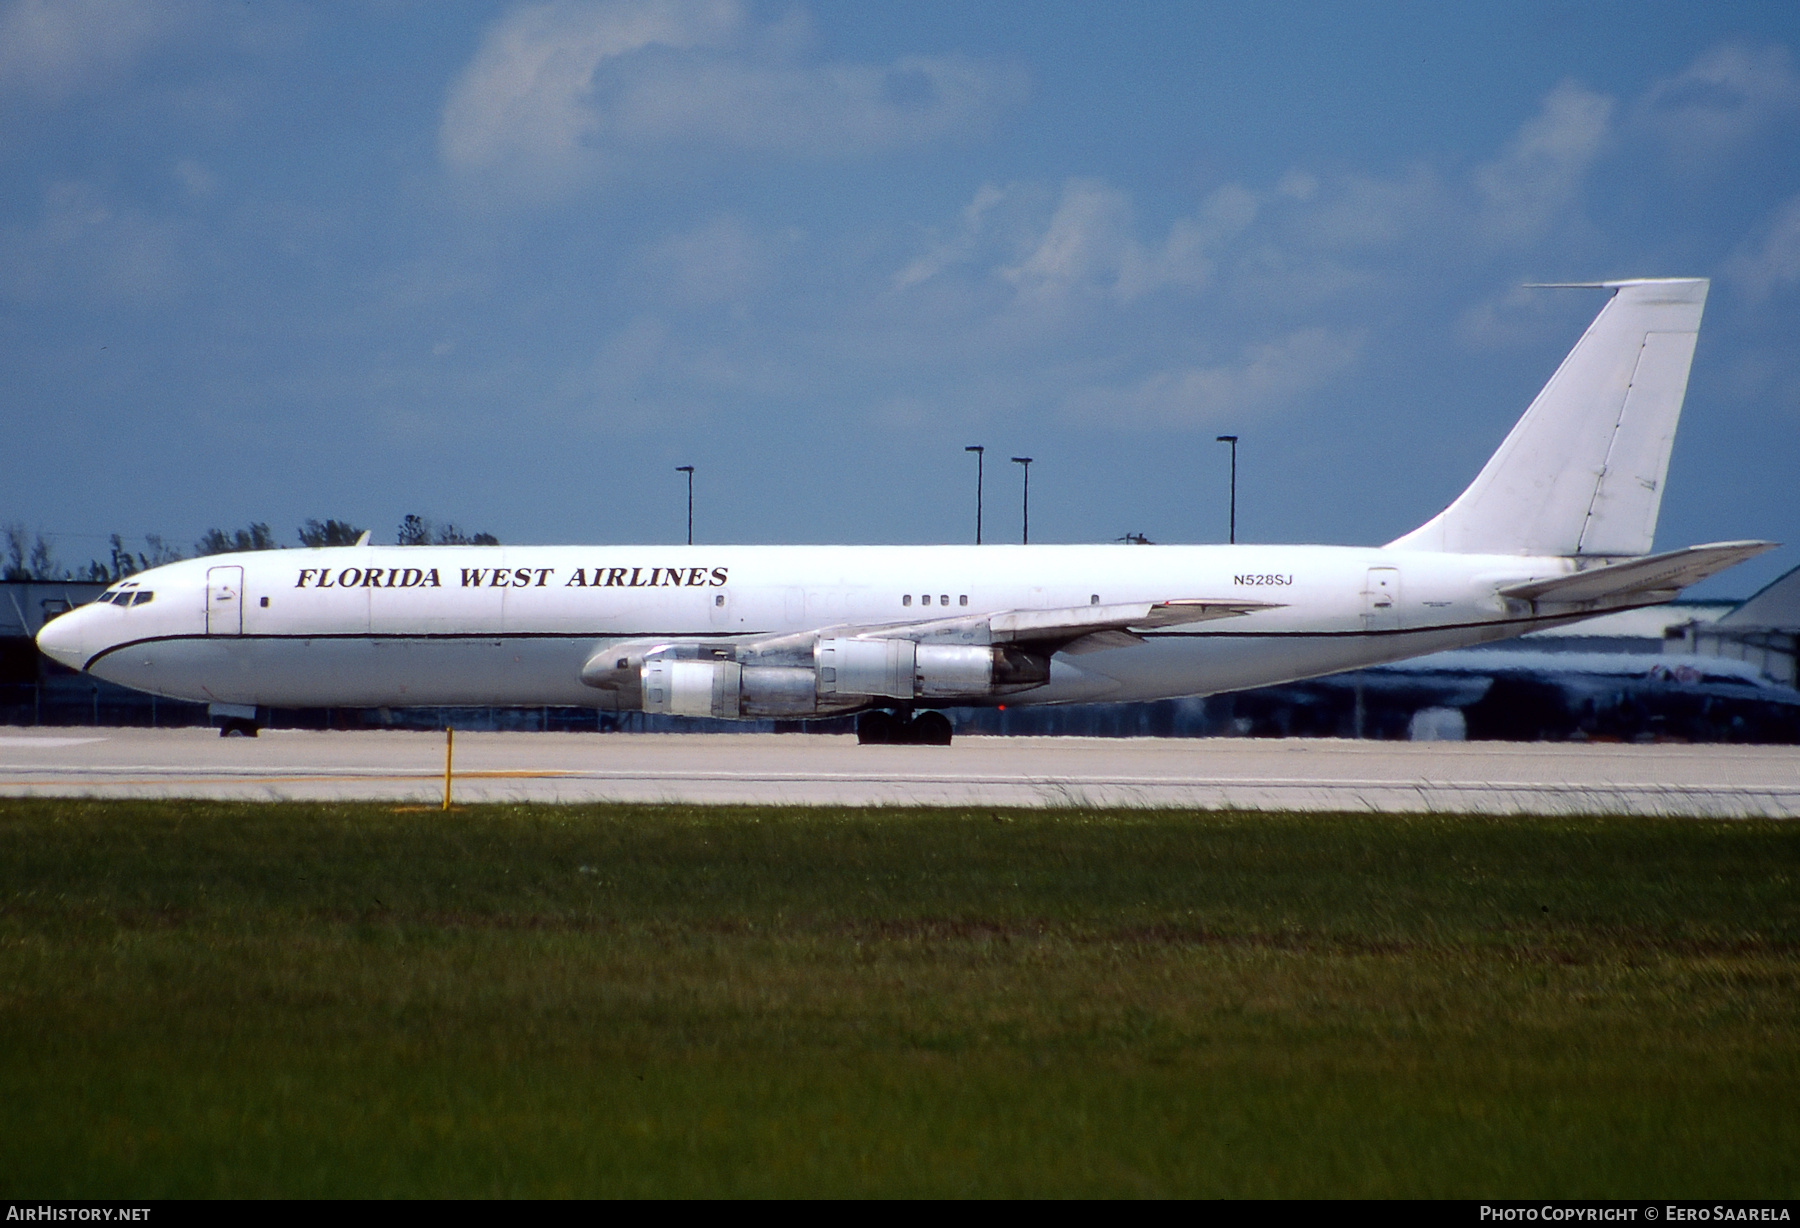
1215,435,1237,544
1011,456,1032,544
965,446,984,544
676,465,694,545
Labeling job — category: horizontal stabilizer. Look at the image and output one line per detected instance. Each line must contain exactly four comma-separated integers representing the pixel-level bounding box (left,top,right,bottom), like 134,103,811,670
1498,540,1777,609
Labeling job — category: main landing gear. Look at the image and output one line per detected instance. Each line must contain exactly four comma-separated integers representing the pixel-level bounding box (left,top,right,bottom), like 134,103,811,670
857,709,953,746
217,717,259,738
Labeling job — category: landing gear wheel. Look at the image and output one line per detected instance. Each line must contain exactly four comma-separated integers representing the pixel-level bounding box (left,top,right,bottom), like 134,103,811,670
218,717,259,738
909,711,953,746
857,711,900,745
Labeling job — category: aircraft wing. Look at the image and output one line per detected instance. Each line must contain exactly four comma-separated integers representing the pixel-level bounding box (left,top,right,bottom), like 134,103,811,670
856,597,1282,654
1498,540,1778,610
584,597,1281,691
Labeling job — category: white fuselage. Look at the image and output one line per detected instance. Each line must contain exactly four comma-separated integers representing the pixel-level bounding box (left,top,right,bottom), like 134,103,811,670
38,543,1596,712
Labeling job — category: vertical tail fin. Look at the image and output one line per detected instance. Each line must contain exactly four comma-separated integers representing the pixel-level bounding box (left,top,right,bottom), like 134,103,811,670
1388,278,1708,557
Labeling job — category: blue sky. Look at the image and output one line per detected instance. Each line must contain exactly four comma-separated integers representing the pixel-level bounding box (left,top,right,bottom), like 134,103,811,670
3,0,1798,595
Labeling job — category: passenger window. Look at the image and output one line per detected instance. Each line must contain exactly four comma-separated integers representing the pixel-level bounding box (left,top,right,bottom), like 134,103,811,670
133,591,155,606
939,594,949,607
1090,594,1100,605
902,595,911,606
922,594,931,606
959,595,968,606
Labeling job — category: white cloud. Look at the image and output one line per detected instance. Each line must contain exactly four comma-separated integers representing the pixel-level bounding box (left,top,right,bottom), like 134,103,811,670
612,52,1022,154
636,213,780,305
861,70,1661,447
1062,328,1363,428
1000,179,1134,302
0,180,184,304
440,0,1025,197
1454,282,1597,351
911,75,1615,337
1637,43,1800,160
1473,80,1613,246
893,183,1008,288
1727,192,1800,300
1287,165,1443,252
571,303,806,428
0,0,183,100
440,0,736,191
866,65,1779,440
993,178,1258,307
1116,184,1257,300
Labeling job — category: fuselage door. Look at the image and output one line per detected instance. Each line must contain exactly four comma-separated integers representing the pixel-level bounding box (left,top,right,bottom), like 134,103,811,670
1363,567,1401,632
206,565,244,636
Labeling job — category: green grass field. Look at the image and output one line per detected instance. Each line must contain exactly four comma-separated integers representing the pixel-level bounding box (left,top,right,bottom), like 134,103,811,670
0,798,1795,1197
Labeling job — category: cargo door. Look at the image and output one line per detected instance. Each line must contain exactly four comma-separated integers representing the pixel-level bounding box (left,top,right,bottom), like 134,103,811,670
1363,567,1401,632
206,566,244,636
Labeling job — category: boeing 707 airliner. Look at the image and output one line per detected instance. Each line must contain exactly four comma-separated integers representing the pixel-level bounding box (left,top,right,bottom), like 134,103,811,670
36,279,1775,743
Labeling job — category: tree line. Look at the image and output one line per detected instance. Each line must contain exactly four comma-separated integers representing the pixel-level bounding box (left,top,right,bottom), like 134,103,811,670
2,515,499,583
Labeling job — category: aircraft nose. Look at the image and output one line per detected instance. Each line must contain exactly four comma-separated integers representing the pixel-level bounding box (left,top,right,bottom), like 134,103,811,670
35,606,90,671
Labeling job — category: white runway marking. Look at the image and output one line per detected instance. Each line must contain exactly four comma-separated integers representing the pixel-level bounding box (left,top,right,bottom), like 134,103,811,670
1,728,1796,816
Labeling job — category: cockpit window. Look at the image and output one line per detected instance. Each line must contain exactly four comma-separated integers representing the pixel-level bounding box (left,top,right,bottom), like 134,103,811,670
131,591,154,606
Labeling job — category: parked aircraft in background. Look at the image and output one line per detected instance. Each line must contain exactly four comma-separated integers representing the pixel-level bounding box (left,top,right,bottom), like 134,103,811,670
37,279,1774,743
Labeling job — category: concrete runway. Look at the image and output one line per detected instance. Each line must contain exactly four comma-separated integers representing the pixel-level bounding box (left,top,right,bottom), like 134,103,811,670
2,727,1798,815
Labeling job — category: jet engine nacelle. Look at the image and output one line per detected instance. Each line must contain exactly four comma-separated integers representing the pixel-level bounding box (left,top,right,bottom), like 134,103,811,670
580,635,1050,718
814,637,1046,699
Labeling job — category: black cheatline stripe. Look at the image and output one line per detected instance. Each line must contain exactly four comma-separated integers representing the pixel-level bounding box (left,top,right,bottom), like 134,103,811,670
81,629,762,672
1139,604,1656,641
1146,619,1560,641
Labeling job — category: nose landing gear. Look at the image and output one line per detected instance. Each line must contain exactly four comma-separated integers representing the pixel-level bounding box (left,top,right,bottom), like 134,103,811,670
857,709,953,746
